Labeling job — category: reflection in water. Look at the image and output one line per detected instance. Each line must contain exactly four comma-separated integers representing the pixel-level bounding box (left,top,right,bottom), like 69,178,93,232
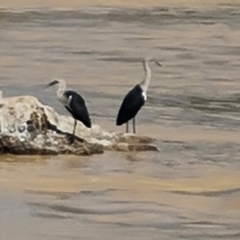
1,2,240,240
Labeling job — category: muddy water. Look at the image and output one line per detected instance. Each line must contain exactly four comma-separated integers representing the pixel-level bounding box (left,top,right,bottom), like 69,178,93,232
1,1,240,240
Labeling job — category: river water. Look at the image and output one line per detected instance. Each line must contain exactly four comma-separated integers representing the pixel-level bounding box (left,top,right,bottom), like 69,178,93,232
1,1,240,240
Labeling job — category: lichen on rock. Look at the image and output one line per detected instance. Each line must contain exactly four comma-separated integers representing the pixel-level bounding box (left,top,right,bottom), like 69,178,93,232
0,95,158,155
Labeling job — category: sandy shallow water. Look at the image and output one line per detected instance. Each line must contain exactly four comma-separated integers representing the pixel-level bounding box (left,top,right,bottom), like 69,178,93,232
1,0,240,239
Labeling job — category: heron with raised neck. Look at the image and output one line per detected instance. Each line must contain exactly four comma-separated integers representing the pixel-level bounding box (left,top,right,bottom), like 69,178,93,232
116,57,162,133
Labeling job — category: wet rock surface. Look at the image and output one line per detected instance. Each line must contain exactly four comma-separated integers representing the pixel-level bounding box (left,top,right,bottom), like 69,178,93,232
0,95,158,155
112,142,159,152
0,134,103,155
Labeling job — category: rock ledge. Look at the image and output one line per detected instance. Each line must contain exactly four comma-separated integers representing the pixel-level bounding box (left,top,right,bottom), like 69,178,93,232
0,95,158,155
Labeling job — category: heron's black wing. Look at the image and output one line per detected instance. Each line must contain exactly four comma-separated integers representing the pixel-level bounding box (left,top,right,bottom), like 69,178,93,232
65,90,91,128
65,106,73,115
116,84,145,125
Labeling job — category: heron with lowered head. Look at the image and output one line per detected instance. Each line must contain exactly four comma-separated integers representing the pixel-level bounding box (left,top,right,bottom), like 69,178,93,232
46,79,91,143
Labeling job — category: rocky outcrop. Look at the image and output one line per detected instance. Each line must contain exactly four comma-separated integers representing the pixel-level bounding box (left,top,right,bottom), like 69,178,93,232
0,95,158,155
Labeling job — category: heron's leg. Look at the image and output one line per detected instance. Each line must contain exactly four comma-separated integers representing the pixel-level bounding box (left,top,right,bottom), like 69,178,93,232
126,121,129,133
133,117,136,134
68,119,77,144
72,119,77,136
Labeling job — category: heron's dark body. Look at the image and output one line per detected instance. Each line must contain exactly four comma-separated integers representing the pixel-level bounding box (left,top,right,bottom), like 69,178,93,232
64,90,91,128
116,84,145,126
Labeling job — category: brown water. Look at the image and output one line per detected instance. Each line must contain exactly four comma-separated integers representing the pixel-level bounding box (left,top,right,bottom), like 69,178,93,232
1,1,240,239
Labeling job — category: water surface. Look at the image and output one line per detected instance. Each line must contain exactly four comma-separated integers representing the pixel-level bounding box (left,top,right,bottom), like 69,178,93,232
1,2,240,239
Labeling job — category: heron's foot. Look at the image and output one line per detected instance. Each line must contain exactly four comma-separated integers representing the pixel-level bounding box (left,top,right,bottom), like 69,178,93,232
66,134,75,145
69,136,75,145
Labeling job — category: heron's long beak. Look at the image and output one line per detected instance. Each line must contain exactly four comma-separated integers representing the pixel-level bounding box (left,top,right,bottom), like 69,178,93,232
154,60,162,67
45,80,59,88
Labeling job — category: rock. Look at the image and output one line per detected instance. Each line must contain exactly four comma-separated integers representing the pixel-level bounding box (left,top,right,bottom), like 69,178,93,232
111,134,158,152
0,95,158,155
0,134,103,155
117,134,156,144
112,142,159,152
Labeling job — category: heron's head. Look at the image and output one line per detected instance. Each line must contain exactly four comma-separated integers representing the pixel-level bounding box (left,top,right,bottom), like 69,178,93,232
45,79,59,88
144,57,162,67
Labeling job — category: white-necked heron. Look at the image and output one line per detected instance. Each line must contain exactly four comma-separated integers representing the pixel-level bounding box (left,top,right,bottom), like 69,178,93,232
46,79,91,142
116,57,162,133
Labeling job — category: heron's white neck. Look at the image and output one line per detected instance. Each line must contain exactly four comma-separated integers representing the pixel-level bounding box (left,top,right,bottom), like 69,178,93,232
140,60,151,94
56,79,67,100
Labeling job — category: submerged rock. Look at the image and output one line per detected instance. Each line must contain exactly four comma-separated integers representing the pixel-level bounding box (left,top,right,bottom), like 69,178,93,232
0,95,158,155
112,142,159,152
